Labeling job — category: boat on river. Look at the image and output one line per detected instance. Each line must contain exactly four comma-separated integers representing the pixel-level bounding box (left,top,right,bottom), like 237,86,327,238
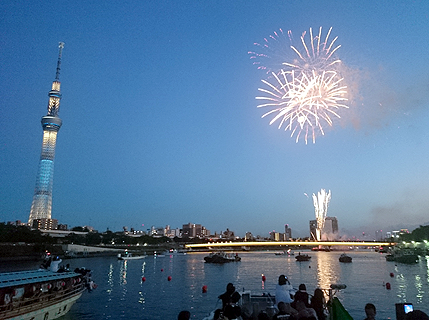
339,253,352,263
117,253,146,260
385,250,418,264
295,253,311,261
204,252,241,264
202,284,351,320
0,268,93,320
274,249,294,256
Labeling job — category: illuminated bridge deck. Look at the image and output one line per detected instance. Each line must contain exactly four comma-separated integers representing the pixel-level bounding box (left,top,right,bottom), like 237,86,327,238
185,241,393,249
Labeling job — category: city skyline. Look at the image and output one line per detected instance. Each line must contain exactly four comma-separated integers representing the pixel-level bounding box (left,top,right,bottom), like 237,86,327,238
0,1,428,238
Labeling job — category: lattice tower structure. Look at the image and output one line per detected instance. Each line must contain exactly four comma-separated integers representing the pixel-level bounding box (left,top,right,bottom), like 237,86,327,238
28,42,65,226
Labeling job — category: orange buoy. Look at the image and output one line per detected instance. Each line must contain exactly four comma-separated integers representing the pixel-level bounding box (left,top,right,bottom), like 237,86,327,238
167,276,172,281
261,274,266,282
142,277,146,282
202,285,208,293
386,282,391,290
390,272,394,278
161,269,164,272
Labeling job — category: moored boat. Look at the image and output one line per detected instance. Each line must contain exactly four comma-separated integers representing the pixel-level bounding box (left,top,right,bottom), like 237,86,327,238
386,250,419,264
339,253,352,263
295,253,311,261
117,252,146,260
274,249,294,256
385,254,395,261
204,252,241,264
0,268,93,320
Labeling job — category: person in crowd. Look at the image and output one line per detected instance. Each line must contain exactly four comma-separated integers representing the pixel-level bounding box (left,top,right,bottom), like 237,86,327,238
218,283,241,319
273,301,298,319
405,310,429,320
213,309,227,320
257,312,271,320
178,310,191,320
50,256,62,272
310,288,326,320
218,283,238,309
292,284,311,309
293,300,317,320
275,275,294,305
223,303,242,319
363,303,376,320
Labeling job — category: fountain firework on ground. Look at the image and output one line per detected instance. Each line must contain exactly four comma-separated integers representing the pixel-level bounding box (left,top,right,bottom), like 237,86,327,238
252,27,349,144
312,189,331,241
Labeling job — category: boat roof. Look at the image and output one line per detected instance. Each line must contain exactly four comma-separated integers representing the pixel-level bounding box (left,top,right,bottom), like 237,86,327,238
0,269,79,289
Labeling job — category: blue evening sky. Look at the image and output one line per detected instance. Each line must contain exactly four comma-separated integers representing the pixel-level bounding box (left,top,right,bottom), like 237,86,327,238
0,1,428,238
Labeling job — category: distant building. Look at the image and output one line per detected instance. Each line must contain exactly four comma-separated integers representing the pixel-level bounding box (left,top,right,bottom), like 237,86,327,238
270,232,288,241
284,224,292,240
32,218,58,230
181,223,208,238
7,220,25,226
245,232,254,241
322,217,338,240
57,224,68,230
150,226,165,237
223,228,235,240
310,217,338,241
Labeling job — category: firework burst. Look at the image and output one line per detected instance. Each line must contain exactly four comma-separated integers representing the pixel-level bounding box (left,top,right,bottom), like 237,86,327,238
254,27,349,144
312,189,331,241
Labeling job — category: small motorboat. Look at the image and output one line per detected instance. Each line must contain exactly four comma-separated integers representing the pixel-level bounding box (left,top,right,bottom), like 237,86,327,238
274,249,294,256
339,253,352,263
117,253,146,260
295,253,311,261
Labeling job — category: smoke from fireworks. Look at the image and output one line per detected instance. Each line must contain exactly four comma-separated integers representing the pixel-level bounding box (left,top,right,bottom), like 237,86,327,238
252,27,349,144
312,189,331,241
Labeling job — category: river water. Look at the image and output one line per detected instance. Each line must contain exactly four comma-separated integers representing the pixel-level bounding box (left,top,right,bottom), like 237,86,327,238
7,250,429,319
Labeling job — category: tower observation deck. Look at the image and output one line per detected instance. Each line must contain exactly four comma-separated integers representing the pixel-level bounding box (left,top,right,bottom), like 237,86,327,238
28,42,65,226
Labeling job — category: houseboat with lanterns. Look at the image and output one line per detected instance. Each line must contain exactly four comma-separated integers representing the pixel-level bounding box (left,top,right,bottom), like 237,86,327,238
0,267,93,320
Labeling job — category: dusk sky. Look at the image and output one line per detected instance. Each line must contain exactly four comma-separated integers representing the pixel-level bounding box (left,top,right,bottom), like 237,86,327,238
0,1,428,238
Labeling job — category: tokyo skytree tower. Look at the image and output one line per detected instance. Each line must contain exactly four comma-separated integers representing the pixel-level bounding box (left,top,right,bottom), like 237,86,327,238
312,189,331,241
28,42,65,226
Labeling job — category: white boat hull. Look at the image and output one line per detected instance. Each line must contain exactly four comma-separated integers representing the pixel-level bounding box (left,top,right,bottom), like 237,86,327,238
5,291,83,320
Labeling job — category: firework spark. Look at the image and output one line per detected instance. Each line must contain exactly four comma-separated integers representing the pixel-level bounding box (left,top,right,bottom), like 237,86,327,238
254,27,348,144
312,189,331,241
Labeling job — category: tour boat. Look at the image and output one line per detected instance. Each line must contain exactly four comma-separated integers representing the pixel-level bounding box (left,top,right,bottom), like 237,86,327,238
204,252,241,264
0,268,93,320
339,253,352,263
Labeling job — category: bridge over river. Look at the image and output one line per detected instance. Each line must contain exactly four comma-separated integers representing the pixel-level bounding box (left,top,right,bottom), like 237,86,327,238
185,241,393,249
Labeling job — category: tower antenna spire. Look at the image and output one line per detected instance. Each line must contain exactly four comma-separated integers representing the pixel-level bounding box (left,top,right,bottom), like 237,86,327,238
55,42,65,81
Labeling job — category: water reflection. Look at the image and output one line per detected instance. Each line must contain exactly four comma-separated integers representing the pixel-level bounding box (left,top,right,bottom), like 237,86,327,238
67,252,427,320
119,260,127,285
314,252,341,290
138,261,146,306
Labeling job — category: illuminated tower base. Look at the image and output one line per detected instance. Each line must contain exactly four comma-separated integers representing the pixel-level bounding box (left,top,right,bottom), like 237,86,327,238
28,43,64,226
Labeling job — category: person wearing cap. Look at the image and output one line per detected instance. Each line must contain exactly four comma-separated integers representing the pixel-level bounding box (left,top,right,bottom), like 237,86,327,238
291,283,311,309
275,275,294,305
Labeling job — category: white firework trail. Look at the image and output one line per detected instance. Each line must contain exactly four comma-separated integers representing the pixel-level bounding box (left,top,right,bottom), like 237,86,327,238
312,189,331,241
